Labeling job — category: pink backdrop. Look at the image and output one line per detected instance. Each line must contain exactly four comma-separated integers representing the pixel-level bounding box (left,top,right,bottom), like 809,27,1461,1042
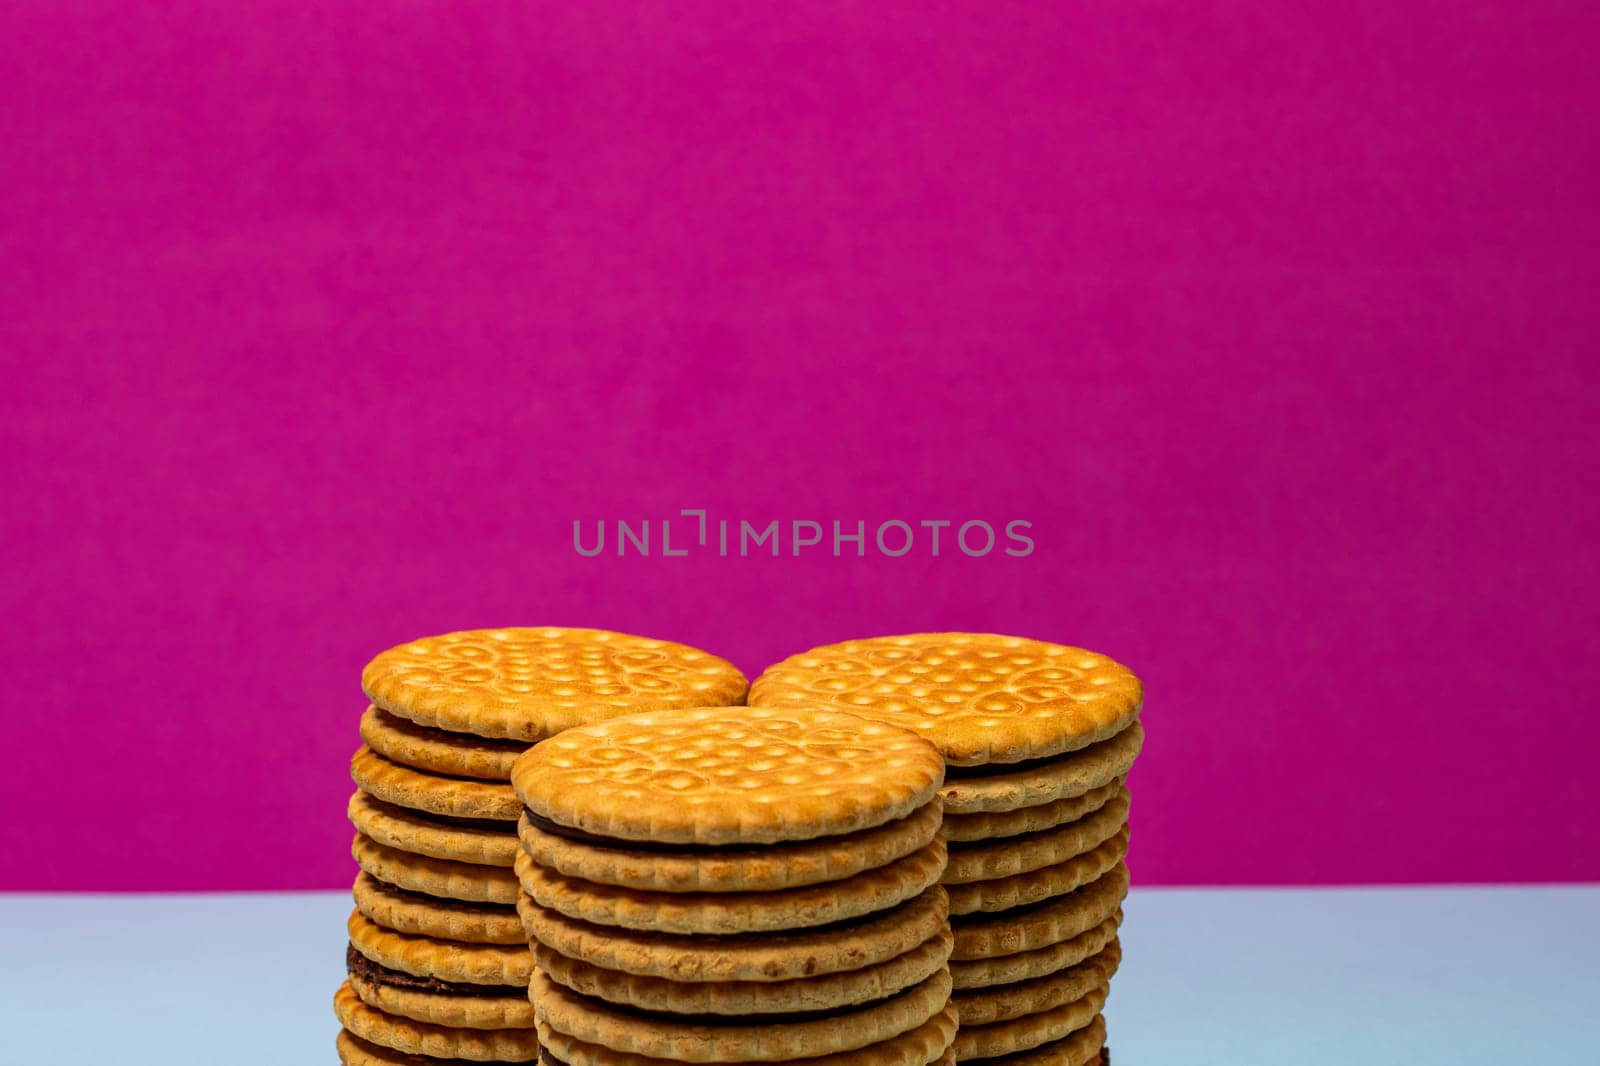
3,4,1597,891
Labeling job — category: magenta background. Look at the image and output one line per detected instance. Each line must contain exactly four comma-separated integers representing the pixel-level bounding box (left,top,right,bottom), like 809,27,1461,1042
3,4,1597,891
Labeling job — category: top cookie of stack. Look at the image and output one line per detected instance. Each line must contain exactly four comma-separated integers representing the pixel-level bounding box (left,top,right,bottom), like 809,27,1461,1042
337,627,748,1066
514,705,961,1066
751,634,1141,1066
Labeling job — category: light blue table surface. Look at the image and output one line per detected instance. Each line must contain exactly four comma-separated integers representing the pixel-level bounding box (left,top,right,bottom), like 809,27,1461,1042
2,886,1595,1063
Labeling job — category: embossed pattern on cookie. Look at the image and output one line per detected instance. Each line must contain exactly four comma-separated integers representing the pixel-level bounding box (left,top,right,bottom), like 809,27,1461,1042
513,706,946,845
750,634,1141,766
363,627,749,740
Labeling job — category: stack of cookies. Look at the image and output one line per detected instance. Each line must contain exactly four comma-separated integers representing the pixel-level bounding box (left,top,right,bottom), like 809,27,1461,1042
512,706,961,1066
335,627,749,1066
751,635,1143,1066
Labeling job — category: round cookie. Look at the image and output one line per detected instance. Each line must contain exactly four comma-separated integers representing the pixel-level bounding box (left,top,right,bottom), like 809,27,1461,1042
513,706,945,846
951,941,1121,1027
750,634,1141,766
348,909,531,986
534,1003,959,1066
950,913,1120,991
353,834,519,905
334,981,540,1061
531,967,953,1062
534,927,952,1015
951,865,1128,962
944,790,1129,885
517,801,941,894
347,961,535,1030
361,705,529,780
350,791,519,867
353,872,524,945
941,725,1143,816
951,984,1107,1061
517,885,949,983
515,839,946,935
947,830,1127,916
337,1029,533,1066
970,1016,1107,1066
363,627,748,741
942,780,1123,844
352,746,521,822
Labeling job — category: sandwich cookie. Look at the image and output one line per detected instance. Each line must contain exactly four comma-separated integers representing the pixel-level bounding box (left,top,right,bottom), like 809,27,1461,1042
352,792,521,868
353,871,525,946
534,1004,959,1066
951,983,1107,1061
361,705,529,781
336,981,541,1061
960,1014,1108,1066
530,968,952,1062
517,800,942,894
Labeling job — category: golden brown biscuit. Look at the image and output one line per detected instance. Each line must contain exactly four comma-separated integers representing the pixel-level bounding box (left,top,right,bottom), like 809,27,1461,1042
348,909,531,986
963,1016,1106,1066
352,746,521,822
951,984,1107,1061
513,706,945,845
941,780,1123,843
946,829,1127,916
360,705,529,780
334,981,540,1061
349,791,519,867
951,865,1127,961
363,627,748,741
337,1028,534,1066
750,635,1141,766
515,838,946,934
347,969,536,1030
353,872,524,945
516,800,941,894
941,723,1142,816
951,940,1120,1026
531,967,953,1062
353,833,519,905
949,912,1120,990
532,1004,958,1066
516,885,950,983
943,790,1128,885
533,927,952,1015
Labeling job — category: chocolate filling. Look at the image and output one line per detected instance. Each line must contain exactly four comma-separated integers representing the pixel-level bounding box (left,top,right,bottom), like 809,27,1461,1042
942,750,1081,779
521,807,924,855
942,726,1137,781
522,809,789,854
368,875,516,914
553,976,918,1026
380,710,531,753
346,943,522,997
